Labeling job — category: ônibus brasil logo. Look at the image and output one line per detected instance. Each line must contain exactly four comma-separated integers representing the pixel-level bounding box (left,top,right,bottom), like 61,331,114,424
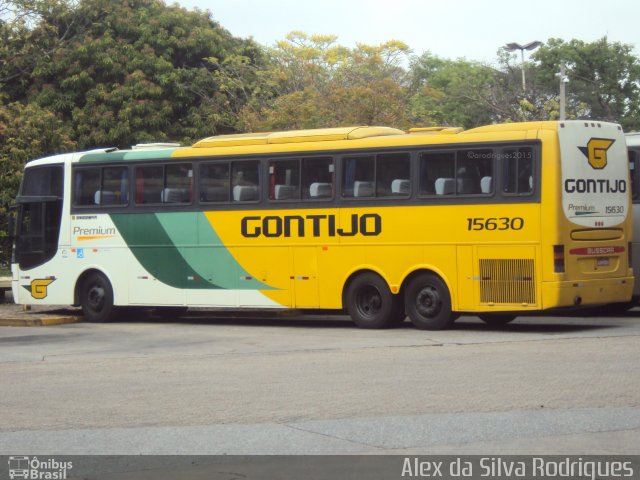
8,456,73,479
578,138,615,169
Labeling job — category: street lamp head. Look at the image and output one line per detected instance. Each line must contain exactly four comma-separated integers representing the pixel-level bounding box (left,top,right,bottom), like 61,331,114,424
504,42,523,51
522,41,542,50
504,41,542,52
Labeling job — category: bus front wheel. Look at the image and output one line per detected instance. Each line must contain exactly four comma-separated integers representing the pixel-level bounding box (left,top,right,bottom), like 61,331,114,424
80,272,117,323
405,273,454,330
346,272,403,329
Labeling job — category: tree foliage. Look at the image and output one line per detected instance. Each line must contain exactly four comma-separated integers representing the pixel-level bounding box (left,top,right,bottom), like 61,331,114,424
0,0,266,264
532,37,640,129
239,32,412,130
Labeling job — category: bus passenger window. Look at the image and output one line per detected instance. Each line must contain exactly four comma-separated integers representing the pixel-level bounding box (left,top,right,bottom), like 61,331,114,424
377,153,410,197
419,152,455,195
101,167,129,206
73,168,100,206
231,161,260,202
343,156,374,198
457,150,493,195
503,147,534,195
163,163,193,204
269,159,300,201
302,157,333,200
200,163,230,202
135,166,163,204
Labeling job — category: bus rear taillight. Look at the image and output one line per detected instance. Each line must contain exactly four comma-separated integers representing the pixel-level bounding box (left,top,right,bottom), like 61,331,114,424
553,245,565,273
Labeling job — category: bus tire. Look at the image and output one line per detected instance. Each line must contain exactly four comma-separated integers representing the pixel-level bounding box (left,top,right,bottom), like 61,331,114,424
405,273,454,330
346,272,399,329
478,313,517,325
80,272,117,323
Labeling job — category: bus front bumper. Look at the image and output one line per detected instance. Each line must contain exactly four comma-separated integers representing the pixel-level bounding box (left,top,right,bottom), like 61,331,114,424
542,276,634,309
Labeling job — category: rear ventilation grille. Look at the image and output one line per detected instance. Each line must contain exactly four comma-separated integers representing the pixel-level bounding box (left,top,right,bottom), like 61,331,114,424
479,259,536,304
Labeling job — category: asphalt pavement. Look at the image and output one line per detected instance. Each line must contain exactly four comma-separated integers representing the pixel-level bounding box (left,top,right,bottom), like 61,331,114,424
1,304,638,455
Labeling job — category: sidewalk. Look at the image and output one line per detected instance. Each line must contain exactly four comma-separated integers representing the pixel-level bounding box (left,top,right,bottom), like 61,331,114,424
0,303,82,326
0,277,82,326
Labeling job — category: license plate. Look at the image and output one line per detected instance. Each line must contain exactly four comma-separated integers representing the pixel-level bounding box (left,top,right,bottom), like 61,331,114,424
597,257,610,267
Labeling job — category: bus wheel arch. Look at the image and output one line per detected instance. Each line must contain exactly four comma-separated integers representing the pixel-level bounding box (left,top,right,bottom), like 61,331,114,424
401,269,456,330
342,269,404,328
75,269,117,323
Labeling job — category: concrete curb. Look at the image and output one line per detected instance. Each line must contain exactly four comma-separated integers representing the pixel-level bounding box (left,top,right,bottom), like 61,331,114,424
0,315,83,327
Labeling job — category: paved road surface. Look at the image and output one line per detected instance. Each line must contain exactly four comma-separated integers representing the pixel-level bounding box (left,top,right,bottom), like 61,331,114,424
0,309,638,454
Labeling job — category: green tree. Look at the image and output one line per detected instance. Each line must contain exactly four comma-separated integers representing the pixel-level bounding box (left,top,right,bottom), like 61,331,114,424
11,0,266,148
0,0,85,99
241,32,412,131
0,0,267,265
532,37,640,130
408,53,504,128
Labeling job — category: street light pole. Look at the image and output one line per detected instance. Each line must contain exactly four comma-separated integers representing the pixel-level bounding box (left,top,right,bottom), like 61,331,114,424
504,41,542,92
559,61,567,120
519,49,526,91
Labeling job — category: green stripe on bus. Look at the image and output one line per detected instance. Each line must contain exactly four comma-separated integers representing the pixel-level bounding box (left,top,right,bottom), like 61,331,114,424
155,212,270,290
110,212,270,290
78,149,178,162
110,213,220,289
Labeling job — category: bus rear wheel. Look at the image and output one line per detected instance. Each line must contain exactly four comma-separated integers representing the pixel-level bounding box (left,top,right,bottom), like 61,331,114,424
405,273,454,330
80,272,117,323
346,272,403,329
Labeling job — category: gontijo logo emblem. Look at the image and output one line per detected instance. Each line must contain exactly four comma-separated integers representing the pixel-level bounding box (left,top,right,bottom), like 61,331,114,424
21,278,56,299
578,138,615,169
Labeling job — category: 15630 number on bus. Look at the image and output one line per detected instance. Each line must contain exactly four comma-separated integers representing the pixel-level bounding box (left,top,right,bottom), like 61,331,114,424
466,217,524,231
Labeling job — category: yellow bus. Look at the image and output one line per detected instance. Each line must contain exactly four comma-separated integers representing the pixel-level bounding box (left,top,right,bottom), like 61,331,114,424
10,121,633,329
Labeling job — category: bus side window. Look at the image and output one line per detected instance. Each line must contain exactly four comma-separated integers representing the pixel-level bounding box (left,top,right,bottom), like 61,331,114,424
343,156,374,198
231,161,260,202
419,151,455,195
73,168,100,206
200,162,230,202
135,166,163,204
457,150,493,195
163,163,193,204
269,159,300,201
101,166,128,206
377,153,410,197
302,157,333,200
503,147,534,195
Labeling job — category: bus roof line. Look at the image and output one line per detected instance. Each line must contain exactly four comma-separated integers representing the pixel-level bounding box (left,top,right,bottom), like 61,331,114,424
192,126,406,148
